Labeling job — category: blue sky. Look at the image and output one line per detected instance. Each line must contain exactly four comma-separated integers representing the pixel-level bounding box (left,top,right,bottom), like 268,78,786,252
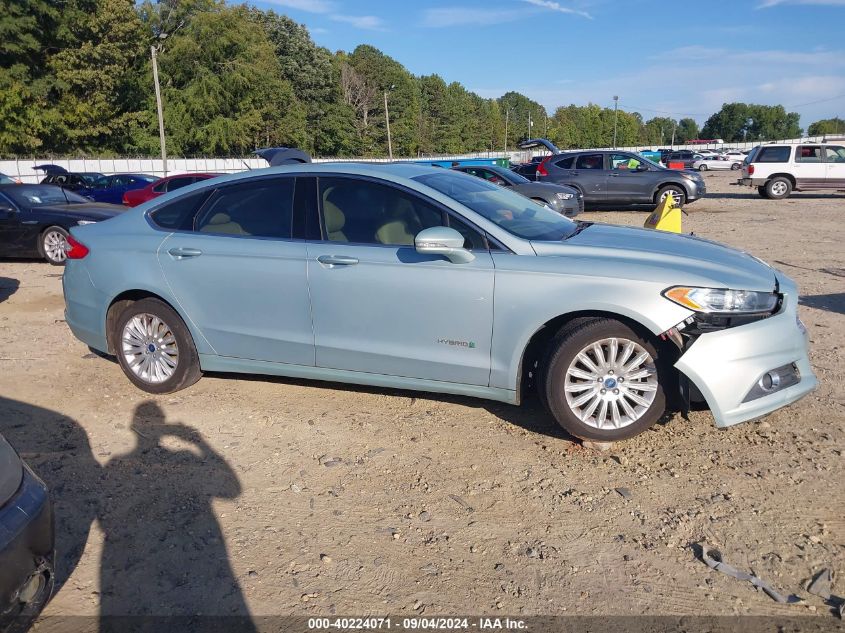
252,0,845,128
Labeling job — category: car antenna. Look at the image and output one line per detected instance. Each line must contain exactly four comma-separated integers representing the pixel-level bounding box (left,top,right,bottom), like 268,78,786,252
241,160,252,171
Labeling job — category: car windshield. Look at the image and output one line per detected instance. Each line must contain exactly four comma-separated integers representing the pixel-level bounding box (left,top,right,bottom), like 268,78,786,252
414,171,577,241
4,185,89,206
633,155,665,169
497,168,529,184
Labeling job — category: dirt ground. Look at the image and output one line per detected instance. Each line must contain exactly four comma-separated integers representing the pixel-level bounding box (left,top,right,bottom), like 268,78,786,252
0,172,843,624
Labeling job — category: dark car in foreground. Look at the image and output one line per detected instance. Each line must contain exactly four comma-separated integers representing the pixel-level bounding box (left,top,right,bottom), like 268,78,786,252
0,184,125,264
0,432,54,630
537,150,706,208
79,174,159,205
452,164,582,217
123,173,221,207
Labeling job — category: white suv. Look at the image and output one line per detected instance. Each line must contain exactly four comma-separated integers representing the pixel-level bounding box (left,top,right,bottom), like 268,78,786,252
739,142,845,199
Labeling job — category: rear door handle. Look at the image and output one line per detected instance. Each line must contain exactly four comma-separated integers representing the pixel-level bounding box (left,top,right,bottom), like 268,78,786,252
317,255,359,267
168,247,203,259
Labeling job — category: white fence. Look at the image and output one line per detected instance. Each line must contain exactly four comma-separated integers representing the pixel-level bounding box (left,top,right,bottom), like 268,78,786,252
3,137,833,183
0,151,515,184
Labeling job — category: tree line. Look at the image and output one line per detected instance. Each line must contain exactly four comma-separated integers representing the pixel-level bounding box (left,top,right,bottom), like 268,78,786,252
1,0,839,158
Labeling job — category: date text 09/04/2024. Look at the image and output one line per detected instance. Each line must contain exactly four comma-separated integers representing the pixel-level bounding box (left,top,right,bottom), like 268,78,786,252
307,617,528,630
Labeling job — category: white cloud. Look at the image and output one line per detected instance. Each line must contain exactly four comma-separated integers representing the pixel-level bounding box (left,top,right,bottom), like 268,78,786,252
329,14,386,30
421,7,524,27
260,0,336,12
469,46,845,126
522,0,593,19
257,0,383,30
758,0,845,7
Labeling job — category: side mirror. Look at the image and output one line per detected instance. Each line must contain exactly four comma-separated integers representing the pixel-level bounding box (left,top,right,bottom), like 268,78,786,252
635,164,649,172
415,226,475,264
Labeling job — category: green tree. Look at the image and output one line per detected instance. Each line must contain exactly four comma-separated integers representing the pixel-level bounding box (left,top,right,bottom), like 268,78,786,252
346,45,420,156
702,103,800,142
642,117,677,146
676,117,699,143
47,0,154,154
158,5,306,155
807,117,844,136
498,92,546,149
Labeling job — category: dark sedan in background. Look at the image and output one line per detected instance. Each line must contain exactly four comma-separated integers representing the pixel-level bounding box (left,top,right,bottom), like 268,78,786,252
0,185,125,264
0,432,54,630
536,149,706,208
452,164,582,217
79,173,159,205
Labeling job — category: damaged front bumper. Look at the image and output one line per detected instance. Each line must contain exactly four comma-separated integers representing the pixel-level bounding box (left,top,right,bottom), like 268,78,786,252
674,274,817,428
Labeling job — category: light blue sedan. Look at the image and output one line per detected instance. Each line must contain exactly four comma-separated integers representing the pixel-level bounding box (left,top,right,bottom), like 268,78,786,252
62,163,816,442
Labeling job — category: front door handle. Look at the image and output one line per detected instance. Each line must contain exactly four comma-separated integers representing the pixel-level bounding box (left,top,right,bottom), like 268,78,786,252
317,254,359,267
168,247,203,259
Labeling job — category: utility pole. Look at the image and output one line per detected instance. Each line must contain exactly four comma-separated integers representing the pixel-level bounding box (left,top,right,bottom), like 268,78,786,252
528,110,532,139
504,108,510,152
612,95,619,149
671,121,676,148
151,45,167,176
383,86,394,160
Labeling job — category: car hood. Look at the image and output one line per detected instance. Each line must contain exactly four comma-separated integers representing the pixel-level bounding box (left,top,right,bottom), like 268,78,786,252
40,203,127,219
531,223,777,291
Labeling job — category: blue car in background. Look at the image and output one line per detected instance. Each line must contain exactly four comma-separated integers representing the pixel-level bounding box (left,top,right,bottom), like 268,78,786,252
80,174,159,205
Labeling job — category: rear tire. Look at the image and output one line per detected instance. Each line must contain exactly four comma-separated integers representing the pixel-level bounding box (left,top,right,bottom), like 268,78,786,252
757,186,768,198
539,319,667,442
113,298,202,394
39,226,69,265
655,185,686,208
730,163,741,170
698,164,707,171
765,176,792,200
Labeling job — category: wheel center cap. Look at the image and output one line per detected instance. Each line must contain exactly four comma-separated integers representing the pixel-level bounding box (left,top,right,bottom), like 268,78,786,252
147,343,156,353
604,377,618,389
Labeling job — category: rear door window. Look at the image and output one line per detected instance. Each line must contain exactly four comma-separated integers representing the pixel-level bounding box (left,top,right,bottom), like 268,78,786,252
195,178,295,238
149,190,211,230
796,146,822,162
575,154,604,170
755,146,791,163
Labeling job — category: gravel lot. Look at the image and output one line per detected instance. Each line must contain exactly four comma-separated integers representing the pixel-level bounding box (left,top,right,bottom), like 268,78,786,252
0,172,843,623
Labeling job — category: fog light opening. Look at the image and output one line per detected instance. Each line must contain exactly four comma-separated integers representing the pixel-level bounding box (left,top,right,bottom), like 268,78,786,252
759,371,781,392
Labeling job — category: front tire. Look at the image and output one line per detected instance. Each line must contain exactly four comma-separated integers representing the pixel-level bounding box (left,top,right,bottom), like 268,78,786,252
655,185,686,208
39,226,69,265
765,176,792,199
698,164,707,171
539,319,667,441
113,298,202,394
730,163,741,170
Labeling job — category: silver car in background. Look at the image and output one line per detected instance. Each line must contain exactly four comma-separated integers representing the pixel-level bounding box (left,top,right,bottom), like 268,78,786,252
63,163,816,443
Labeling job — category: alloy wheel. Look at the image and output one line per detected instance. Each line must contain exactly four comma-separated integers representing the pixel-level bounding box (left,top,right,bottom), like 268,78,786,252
563,337,658,430
121,313,179,384
42,230,67,263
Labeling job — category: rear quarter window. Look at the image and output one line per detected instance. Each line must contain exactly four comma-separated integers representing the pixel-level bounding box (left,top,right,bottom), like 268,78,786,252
755,146,791,163
149,190,210,230
554,156,575,169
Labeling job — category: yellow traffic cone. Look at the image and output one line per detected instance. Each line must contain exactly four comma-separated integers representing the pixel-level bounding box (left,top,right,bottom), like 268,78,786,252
644,194,682,233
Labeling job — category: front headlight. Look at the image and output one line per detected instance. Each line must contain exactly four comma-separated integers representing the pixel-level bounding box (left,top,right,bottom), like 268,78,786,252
663,286,779,314
76,220,96,226
555,192,575,200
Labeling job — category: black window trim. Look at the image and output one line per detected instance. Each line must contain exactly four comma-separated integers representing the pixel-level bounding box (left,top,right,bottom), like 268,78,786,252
311,172,509,253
